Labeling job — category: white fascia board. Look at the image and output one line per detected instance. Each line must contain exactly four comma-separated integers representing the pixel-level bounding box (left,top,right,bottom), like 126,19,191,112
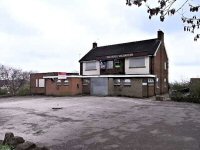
43,75,81,79
81,60,97,63
153,41,162,56
81,75,156,78
43,75,156,79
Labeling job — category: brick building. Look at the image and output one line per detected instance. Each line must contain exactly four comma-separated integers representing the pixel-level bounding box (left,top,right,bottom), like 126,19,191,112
30,72,82,96
79,30,169,97
30,30,169,98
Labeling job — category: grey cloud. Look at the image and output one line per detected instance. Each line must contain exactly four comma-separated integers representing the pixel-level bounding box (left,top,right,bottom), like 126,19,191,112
0,8,40,36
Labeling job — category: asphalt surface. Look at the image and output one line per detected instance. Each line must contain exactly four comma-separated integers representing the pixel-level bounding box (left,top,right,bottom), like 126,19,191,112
0,96,200,150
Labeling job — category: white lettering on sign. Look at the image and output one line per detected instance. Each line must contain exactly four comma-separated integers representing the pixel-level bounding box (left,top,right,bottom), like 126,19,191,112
106,53,134,59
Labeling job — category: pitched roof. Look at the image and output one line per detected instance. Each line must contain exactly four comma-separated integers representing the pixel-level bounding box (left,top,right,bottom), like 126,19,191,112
79,38,161,62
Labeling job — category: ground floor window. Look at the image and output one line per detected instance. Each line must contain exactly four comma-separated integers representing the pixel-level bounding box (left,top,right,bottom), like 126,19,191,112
156,78,159,88
57,79,62,86
39,79,45,87
114,79,121,86
123,79,131,86
83,79,90,85
35,79,38,87
63,79,69,86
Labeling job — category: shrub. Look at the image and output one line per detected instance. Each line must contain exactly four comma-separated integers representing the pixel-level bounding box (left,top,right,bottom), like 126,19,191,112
0,89,8,96
170,80,200,103
17,84,30,96
0,144,12,150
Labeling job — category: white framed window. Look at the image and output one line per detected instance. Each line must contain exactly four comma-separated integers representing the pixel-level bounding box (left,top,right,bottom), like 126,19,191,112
164,78,167,82
156,78,159,88
106,61,113,69
123,79,131,86
114,79,121,86
129,57,145,68
164,62,167,70
114,60,120,68
83,79,90,85
39,79,45,87
148,78,154,83
56,79,62,86
85,62,96,70
63,79,69,86
100,61,106,69
35,79,38,87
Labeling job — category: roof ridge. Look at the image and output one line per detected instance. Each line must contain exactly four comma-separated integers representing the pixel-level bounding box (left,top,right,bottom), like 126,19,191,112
96,38,159,48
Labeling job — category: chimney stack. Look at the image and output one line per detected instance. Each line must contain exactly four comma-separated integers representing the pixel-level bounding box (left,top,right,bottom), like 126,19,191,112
157,30,164,42
93,42,97,49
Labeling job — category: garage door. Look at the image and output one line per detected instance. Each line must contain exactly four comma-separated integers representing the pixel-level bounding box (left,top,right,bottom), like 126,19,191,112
90,78,108,96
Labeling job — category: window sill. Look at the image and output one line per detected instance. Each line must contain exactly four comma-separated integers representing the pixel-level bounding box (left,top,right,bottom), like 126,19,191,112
129,66,146,68
85,69,97,71
123,84,131,86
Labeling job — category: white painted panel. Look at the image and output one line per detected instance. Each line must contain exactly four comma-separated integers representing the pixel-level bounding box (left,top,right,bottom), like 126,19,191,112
35,79,38,87
83,61,100,75
125,56,150,74
39,79,45,87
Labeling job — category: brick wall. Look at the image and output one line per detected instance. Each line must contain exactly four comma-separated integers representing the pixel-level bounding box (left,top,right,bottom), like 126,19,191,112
45,78,82,96
151,31,169,95
30,73,46,95
108,78,143,98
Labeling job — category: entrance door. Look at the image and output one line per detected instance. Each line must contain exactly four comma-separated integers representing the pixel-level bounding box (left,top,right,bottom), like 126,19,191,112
90,78,108,96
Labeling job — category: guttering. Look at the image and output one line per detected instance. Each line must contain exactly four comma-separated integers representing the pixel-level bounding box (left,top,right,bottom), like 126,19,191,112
43,74,156,79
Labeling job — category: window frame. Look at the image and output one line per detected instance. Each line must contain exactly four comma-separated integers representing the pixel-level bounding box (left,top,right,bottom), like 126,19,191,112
129,57,146,68
56,79,62,86
63,79,69,86
85,61,97,71
35,79,38,87
106,60,113,69
114,79,121,86
38,79,45,87
123,79,131,86
114,59,121,68
82,79,90,85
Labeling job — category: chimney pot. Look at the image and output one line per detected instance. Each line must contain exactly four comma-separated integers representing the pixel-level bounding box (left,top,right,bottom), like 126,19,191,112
158,30,164,41
93,42,97,49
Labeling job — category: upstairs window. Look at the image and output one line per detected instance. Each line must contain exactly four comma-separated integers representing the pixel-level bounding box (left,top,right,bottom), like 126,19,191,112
85,62,96,70
106,61,113,69
114,60,120,68
100,61,106,69
129,57,145,68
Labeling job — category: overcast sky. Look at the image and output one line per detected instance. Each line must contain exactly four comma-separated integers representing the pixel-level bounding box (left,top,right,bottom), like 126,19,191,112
0,0,199,82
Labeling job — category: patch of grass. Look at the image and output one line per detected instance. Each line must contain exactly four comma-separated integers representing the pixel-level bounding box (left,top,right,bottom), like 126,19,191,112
0,145,11,150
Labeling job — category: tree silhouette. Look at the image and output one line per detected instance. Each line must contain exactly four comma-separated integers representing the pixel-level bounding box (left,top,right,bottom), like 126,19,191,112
126,0,200,41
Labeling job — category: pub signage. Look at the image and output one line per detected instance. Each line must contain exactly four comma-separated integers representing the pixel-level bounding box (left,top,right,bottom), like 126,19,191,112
106,53,134,59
